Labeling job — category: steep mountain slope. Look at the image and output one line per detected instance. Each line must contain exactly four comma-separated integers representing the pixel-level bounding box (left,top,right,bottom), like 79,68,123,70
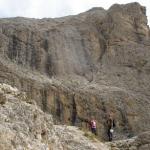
0,2,150,140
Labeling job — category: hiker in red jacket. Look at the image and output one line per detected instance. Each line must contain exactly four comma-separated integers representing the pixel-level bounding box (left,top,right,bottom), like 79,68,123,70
90,117,97,135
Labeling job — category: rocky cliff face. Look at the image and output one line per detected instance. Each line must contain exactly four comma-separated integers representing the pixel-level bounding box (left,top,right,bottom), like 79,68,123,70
0,2,150,141
0,83,110,150
0,83,150,150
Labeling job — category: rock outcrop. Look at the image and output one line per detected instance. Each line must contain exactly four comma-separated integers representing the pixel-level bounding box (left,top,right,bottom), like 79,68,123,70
0,83,150,150
108,131,150,150
0,83,109,150
0,2,150,141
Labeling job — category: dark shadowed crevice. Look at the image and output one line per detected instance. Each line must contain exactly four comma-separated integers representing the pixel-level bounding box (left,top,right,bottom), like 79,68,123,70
46,54,55,77
41,89,47,112
98,37,107,63
8,35,19,60
30,45,37,69
41,39,49,52
55,95,63,122
8,35,26,65
71,94,77,125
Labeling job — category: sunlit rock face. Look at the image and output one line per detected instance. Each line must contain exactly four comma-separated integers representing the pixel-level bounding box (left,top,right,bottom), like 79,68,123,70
0,2,150,140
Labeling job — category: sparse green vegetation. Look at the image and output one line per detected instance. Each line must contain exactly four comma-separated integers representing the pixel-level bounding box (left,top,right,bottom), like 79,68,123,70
84,131,97,141
79,128,98,141
136,59,148,68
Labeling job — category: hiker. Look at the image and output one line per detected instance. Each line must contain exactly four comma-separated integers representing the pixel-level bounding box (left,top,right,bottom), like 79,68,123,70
89,117,97,135
106,113,115,141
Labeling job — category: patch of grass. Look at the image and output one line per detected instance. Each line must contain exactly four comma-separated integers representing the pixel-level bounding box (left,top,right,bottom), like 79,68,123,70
84,131,96,141
80,128,98,141
136,59,148,68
